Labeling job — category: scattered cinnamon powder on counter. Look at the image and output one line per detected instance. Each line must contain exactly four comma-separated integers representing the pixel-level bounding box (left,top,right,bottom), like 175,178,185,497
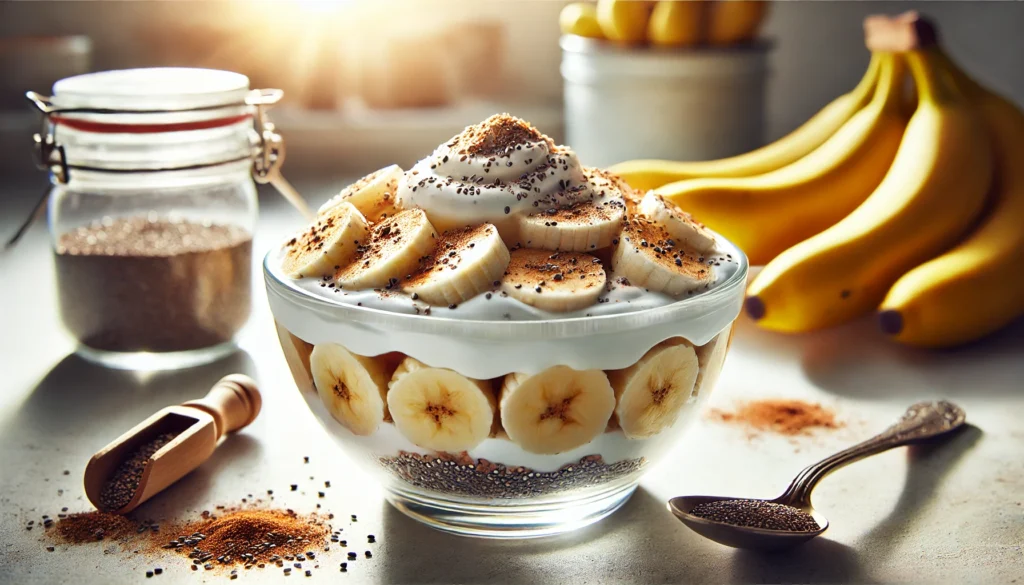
163,509,329,569
708,399,842,435
51,511,141,544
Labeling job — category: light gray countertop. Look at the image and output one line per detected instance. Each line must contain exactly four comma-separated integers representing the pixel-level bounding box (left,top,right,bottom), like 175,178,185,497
1,176,1021,584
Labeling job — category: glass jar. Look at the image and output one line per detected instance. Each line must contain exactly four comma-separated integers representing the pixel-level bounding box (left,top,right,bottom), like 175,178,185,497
29,68,287,370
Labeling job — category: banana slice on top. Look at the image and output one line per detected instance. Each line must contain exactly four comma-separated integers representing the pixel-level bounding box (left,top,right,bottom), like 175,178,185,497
590,166,643,211
500,248,607,312
335,208,438,290
607,339,699,439
637,191,716,254
517,196,626,252
499,366,615,455
402,223,510,306
310,342,397,436
612,215,714,295
387,357,497,452
281,202,369,279
319,164,404,223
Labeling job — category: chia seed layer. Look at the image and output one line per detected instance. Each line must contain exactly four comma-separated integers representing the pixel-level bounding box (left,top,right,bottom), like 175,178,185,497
379,452,645,499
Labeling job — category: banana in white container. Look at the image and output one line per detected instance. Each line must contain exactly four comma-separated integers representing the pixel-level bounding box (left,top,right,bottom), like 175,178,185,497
561,35,770,168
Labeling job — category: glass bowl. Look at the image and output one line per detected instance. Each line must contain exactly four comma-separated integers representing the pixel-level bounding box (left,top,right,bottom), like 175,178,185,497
264,235,747,538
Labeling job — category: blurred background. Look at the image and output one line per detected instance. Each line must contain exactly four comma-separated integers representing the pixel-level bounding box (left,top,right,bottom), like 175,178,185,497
1,0,1022,177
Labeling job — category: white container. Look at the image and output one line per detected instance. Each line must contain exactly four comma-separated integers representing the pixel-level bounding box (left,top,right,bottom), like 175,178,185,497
561,35,770,168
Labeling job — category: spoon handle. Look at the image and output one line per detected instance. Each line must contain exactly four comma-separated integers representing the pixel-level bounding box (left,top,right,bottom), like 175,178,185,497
779,401,965,506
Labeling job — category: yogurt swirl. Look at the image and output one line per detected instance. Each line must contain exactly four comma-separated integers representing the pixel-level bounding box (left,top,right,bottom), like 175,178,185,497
397,114,598,231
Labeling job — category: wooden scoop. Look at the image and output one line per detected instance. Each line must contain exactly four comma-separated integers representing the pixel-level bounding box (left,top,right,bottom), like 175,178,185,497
84,374,262,514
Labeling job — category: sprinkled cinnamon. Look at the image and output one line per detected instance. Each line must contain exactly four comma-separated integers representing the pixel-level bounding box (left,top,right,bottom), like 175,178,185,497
449,114,552,157
165,509,329,569
404,224,497,286
708,399,842,435
51,511,140,544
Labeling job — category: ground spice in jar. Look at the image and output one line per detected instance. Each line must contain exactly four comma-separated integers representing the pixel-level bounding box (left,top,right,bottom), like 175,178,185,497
54,216,252,352
690,499,820,532
164,509,329,570
708,399,841,435
99,432,179,512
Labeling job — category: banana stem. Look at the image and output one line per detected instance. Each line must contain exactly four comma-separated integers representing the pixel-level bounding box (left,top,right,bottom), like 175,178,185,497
906,49,951,105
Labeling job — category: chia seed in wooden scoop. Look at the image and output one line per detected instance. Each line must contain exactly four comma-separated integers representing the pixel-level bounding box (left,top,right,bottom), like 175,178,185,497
84,374,261,514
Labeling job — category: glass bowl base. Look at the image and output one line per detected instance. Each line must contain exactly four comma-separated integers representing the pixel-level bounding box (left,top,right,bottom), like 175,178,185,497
75,341,238,371
385,479,638,539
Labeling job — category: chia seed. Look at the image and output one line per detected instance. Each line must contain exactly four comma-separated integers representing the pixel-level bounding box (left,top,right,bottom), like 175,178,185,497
55,217,251,353
379,452,645,499
689,499,820,532
99,432,179,511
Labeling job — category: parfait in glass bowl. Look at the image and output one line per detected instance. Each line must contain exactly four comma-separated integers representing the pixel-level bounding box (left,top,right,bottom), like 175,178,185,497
265,115,746,538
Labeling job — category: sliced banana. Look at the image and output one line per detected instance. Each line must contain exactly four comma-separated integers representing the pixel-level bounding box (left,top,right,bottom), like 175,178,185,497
319,164,404,223
637,190,716,254
517,196,626,252
402,223,510,306
281,202,369,279
693,328,732,398
335,208,438,290
590,166,642,211
310,343,397,436
607,339,699,439
275,322,315,396
612,215,715,295
387,357,497,452
500,248,607,312
499,366,615,455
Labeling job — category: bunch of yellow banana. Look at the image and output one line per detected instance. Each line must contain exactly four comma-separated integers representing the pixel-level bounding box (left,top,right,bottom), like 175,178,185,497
560,0,769,47
876,52,1024,347
613,13,1024,347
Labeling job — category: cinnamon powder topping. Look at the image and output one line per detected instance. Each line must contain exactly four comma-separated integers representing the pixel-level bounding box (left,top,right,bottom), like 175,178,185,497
621,215,710,281
526,197,626,225
335,209,431,285
448,114,553,157
405,224,497,286
502,249,606,294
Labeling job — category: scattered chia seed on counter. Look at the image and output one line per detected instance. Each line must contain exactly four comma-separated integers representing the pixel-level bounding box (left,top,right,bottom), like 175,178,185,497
380,452,646,498
40,460,379,579
689,499,820,532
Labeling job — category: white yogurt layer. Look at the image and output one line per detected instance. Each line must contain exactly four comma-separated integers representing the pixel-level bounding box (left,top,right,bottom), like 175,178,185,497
265,241,745,379
397,123,596,230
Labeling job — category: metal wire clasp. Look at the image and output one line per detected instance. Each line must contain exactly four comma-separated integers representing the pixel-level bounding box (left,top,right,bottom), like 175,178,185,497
26,91,69,183
247,88,285,185
247,88,312,219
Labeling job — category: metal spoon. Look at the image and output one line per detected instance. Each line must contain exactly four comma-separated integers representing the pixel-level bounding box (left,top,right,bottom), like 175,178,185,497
668,400,966,551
